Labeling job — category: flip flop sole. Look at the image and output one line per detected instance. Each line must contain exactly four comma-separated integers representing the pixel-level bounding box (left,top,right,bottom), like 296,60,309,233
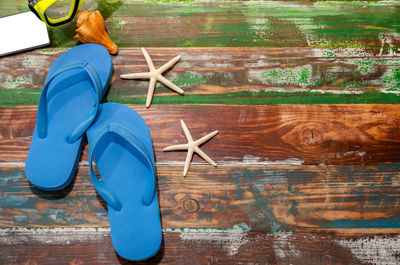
25,44,112,191
87,102,162,261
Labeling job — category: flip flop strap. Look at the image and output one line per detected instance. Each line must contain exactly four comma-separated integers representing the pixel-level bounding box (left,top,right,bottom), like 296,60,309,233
88,122,156,211
37,61,103,143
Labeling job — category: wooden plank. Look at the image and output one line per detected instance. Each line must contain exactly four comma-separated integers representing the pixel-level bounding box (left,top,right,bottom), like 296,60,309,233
1,164,400,232
1,104,400,164
0,1,399,49
1,48,400,106
2,228,400,264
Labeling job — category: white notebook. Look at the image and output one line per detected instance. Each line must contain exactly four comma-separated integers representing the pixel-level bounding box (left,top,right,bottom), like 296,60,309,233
0,12,50,56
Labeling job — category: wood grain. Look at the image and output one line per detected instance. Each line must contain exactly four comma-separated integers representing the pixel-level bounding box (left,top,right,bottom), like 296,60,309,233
1,48,400,106
1,1,399,49
2,228,400,265
1,1,399,264
1,104,400,164
1,164,400,232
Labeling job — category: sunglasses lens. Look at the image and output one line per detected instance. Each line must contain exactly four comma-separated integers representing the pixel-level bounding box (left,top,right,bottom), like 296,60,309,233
44,0,73,19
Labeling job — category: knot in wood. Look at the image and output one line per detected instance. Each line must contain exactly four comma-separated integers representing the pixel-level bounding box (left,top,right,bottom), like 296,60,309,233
183,198,199,213
301,128,323,146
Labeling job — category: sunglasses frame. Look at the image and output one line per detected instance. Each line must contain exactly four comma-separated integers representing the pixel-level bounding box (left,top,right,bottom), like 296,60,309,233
28,0,82,27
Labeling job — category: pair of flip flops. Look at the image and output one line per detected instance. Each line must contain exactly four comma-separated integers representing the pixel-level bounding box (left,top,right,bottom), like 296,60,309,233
25,44,162,261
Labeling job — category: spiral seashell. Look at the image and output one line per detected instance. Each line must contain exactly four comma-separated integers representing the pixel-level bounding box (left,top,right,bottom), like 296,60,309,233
74,10,118,55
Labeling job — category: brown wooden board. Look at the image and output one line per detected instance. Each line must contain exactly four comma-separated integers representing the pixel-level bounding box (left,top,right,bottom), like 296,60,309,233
1,104,400,165
2,228,400,264
1,164,400,232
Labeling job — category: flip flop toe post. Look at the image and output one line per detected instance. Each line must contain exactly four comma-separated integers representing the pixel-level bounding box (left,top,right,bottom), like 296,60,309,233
25,44,112,190
86,102,162,261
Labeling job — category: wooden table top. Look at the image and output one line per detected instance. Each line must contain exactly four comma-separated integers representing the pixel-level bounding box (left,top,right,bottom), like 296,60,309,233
1,0,400,264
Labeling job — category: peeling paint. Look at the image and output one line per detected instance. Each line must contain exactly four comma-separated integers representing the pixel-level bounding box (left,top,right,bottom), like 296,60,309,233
340,151,367,158
0,228,110,245
249,87,364,95
21,55,50,69
381,67,400,92
220,155,304,166
240,155,304,166
335,236,400,265
179,52,233,61
248,65,313,89
379,32,400,56
171,71,214,87
36,48,69,54
315,1,400,7
0,225,250,257
175,223,250,256
0,162,26,167
273,232,301,259
0,73,33,89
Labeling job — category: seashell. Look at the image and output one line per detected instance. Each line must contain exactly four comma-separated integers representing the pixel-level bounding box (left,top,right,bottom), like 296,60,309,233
74,10,118,55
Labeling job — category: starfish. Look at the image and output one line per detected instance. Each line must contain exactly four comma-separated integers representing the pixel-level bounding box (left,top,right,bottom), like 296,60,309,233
163,120,218,177
120,48,184,108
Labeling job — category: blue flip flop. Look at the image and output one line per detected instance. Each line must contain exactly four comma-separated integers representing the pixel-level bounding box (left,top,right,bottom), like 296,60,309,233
86,102,161,261
25,44,113,191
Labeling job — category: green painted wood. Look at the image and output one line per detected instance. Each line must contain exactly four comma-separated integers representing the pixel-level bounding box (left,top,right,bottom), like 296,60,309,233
3,89,400,105
0,1,399,49
1,48,400,106
1,164,400,233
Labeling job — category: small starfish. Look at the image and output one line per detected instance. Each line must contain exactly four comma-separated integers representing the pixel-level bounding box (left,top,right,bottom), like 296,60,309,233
163,120,218,177
120,48,184,108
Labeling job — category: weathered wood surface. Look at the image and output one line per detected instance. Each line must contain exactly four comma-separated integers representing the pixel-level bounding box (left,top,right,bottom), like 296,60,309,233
1,1,400,264
1,104,400,164
1,1,400,49
1,164,400,232
1,228,400,265
1,48,400,106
